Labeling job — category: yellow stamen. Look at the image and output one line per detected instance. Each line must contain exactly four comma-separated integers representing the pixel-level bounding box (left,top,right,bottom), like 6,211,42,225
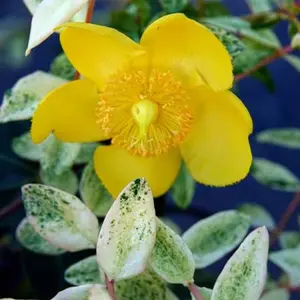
131,99,159,138
96,69,193,156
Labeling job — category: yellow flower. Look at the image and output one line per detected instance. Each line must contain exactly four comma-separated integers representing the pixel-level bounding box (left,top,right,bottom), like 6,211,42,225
31,13,252,198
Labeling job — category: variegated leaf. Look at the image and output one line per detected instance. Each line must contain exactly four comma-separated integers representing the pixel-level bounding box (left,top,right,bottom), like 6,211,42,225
182,210,250,268
269,248,300,278
64,255,105,286
0,71,66,122
40,135,80,175
79,163,113,217
26,0,89,55
211,227,269,300
40,168,78,195
260,288,289,300
16,217,65,255
150,217,195,284
51,284,110,300
22,184,99,252
97,178,156,281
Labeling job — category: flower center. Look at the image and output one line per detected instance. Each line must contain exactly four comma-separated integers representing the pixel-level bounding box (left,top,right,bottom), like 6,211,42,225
131,99,159,138
96,69,193,156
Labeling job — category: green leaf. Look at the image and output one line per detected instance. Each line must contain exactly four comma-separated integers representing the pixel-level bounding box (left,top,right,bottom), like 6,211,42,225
191,286,212,300
115,269,173,300
252,66,275,92
16,217,65,255
182,210,250,268
237,203,275,229
203,1,230,17
159,0,188,13
50,53,75,81
150,217,195,284
285,55,300,72
64,255,105,286
52,285,110,300
41,135,80,175
269,248,300,278
246,0,272,13
211,227,269,300
12,132,42,161
22,184,99,252
256,128,300,149
79,163,113,217
251,158,300,192
171,163,195,209
97,178,156,281
75,143,99,164
40,168,78,195
0,71,66,123
202,17,279,48
260,289,289,300
206,25,245,60
279,231,300,249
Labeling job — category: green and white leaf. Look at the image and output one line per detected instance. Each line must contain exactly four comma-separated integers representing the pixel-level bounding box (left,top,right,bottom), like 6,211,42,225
260,288,290,300
159,217,182,235
115,269,174,300
79,163,113,217
191,287,212,300
12,132,42,161
0,71,66,123
159,0,188,13
50,53,75,81
279,231,300,249
51,284,110,300
22,184,99,252
150,217,195,284
40,168,78,195
182,210,250,268
256,128,300,149
237,203,275,229
285,55,300,72
202,17,279,48
75,143,99,165
246,0,272,13
41,135,80,175
97,178,156,281
16,217,65,255
251,158,300,192
64,255,105,286
25,0,89,55
269,248,300,278
211,227,269,300
171,163,195,209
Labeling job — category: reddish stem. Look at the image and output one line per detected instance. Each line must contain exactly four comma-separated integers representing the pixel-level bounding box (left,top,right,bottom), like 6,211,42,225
188,282,204,300
0,198,22,219
105,274,116,300
270,192,300,246
73,0,95,80
234,45,293,82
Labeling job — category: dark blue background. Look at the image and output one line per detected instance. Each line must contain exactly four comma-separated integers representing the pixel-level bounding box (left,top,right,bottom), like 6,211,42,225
0,0,299,299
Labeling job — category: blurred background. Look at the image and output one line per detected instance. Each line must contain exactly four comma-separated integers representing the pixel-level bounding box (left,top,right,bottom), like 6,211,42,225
0,0,300,299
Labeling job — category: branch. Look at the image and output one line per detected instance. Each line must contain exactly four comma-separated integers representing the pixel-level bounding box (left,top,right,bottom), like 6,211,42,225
73,0,95,80
270,192,300,246
234,45,293,82
0,198,22,219
105,274,116,300
188,282,204,300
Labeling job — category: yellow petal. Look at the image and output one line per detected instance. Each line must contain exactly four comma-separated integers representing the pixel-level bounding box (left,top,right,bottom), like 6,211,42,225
94,145,181,198
180,87,252,186
58,22,144,90
31,79,107,143
140,13,233,91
